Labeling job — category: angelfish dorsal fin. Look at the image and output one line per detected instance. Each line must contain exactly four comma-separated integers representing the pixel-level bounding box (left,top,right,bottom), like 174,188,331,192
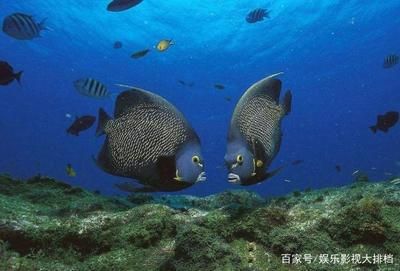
113,87,173,118
248,72,283,104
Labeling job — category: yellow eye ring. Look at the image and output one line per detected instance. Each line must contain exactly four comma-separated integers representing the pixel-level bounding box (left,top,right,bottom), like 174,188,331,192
192,156,200,164
236,155,243,163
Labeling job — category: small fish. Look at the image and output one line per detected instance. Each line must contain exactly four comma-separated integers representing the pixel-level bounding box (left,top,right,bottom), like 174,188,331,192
65,113,72,119
178,80,194,87
156,39,174,52
383,54,399,69
291,160,304,166
214,84,225,90
66,163,76,177
131,49,150,59
74,78,109,98
384,172,393,176
335,165,341,172
0,61,22,86
225,96,232,102
66,115,96,136
370,111,399,133
283,179,291,183
2,13,47,40
352,170,360,176
113,41,123,49
107,0,143,12
371,167,377,170
246,8,270,24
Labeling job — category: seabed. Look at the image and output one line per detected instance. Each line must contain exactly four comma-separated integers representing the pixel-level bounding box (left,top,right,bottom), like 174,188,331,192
0,174,399,271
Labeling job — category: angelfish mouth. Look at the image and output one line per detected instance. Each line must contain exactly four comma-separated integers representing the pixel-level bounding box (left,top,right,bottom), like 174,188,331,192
196,172,207,182
228,173,241,184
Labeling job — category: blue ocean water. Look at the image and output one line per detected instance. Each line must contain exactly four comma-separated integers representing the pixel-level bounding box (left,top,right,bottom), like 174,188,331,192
0,0,399,197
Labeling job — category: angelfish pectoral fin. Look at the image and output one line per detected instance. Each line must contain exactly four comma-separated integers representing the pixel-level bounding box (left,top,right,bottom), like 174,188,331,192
173,169,183,181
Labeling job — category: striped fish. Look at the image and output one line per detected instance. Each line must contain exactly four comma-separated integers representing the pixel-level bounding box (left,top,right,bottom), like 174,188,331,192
246,8,269,24
2,13,47,40
383,54,399,69
74,78,109,98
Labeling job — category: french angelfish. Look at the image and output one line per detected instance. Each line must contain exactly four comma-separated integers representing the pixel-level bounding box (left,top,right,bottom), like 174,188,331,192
224,72,292,186
94,88,206,192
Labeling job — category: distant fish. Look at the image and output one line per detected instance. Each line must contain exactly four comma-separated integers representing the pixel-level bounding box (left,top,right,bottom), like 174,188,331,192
131,49,150,59
214,84,225,90
352,170,360,176
178,80,194,87
113,41,123,49
370,111,399,133
74,78,109,98
107,0,143,12
291,160,304,166
66,163,76,177
2,13,47,40
383,54,399,69
0,61,22,86
335,165,341,172
65,113,72,119
66,115,96,136
384,172,393,176
283,179,292,183
246,8,270,24
156,39,174,52
225,96,232,102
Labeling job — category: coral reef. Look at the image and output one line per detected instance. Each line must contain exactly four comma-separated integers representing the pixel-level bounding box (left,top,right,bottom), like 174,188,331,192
0,173,399,270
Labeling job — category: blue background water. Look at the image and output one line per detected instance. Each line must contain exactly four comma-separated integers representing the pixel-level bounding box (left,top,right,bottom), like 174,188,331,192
0,0,399,196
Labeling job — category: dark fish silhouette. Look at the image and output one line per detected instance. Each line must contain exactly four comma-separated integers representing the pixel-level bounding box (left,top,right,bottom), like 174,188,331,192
370,111,399,133
335,165,341,172
107,0,143,12
178,80,194,87
246,8,270,24
0,61,22,86
114,41,123,49
2,13,47,40
291,160,304,166
383,54,399,69
225,96,232,102
66,115,96,136
214,84,225,90
131,49,150,59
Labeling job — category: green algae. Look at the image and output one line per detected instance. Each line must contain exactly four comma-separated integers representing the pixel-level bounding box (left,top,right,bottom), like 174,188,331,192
1,174,400,270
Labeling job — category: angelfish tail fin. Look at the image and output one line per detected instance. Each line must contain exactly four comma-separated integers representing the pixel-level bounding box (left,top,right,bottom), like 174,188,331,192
96,108,112,137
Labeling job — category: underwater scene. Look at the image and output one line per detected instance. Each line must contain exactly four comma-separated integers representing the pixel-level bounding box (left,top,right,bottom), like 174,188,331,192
0,0,399,270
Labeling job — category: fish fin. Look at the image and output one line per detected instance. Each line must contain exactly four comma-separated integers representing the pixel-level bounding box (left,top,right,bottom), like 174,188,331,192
113,88,158,118
248,73,283,104
14,71,23,85
282,90,292,115
169,39,174,45
96,108,112,137
369,126,377,133
157,156,177,181
38,18,52,31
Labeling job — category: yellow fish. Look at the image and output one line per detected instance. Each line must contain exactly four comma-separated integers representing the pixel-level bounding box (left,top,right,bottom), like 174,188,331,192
66,163,76,177
156,39,174,52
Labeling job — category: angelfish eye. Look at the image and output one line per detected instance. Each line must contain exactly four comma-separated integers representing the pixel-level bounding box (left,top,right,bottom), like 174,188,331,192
192,156,200,164
236,155,243,164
